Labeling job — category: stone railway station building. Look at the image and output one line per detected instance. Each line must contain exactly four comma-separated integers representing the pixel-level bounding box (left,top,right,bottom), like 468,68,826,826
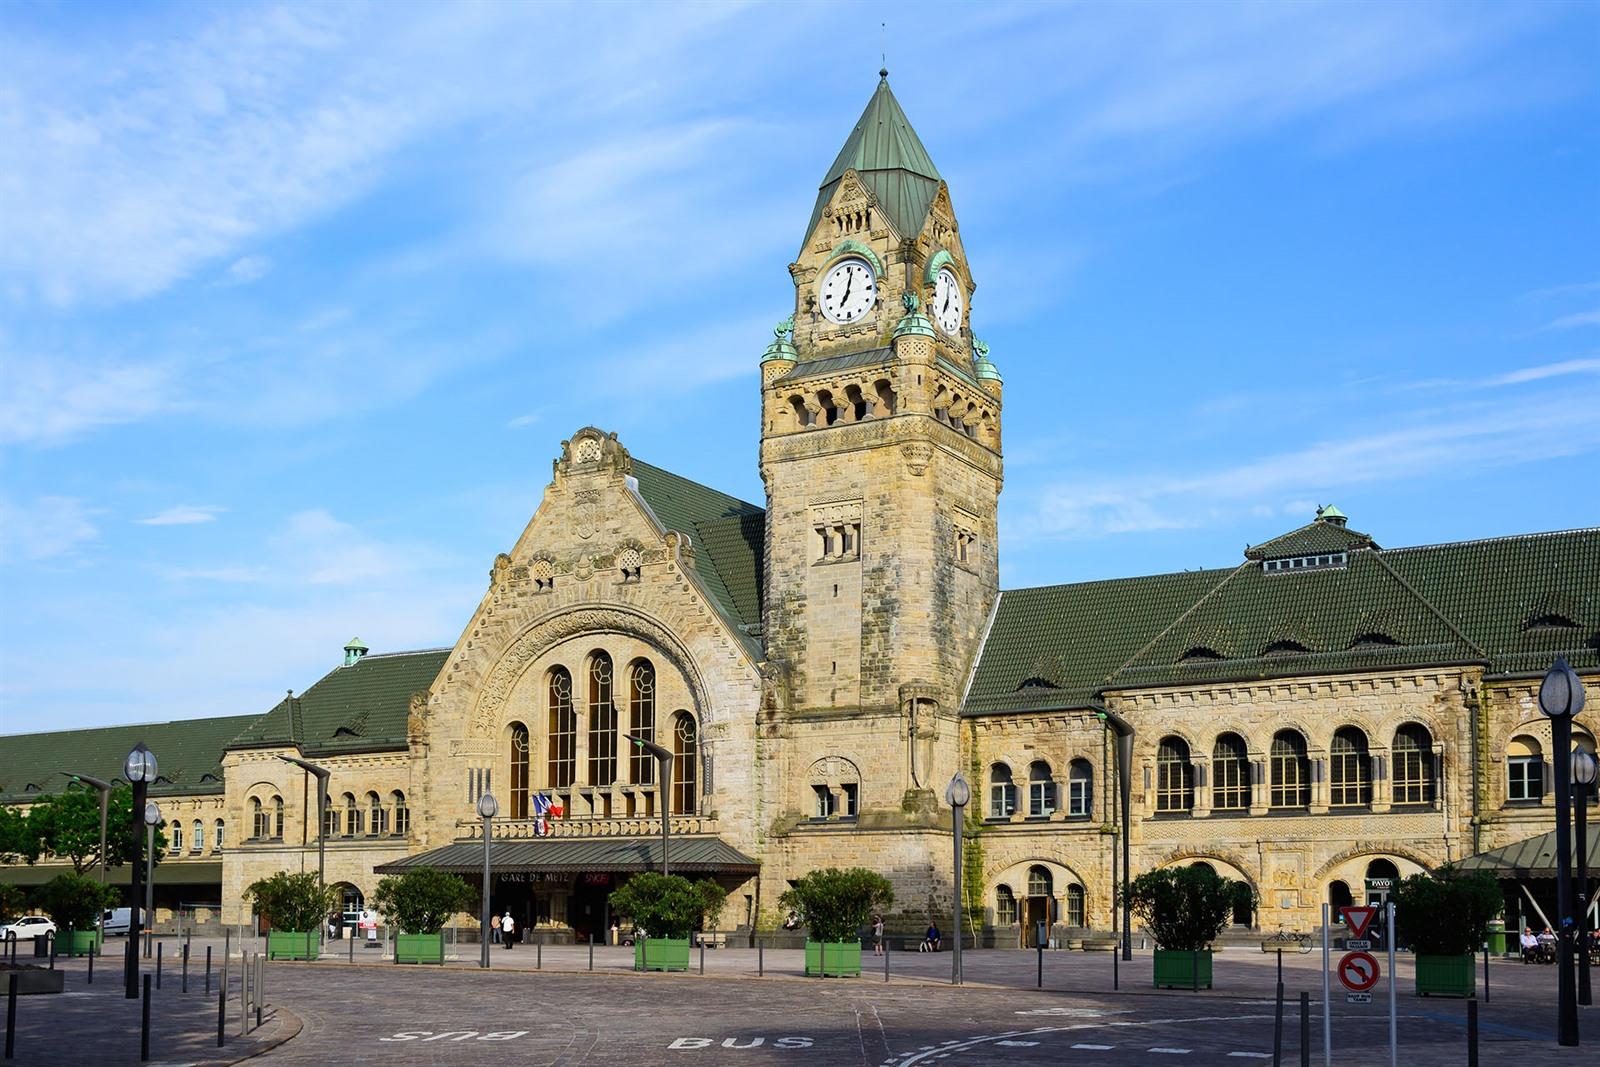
3,75,1597,945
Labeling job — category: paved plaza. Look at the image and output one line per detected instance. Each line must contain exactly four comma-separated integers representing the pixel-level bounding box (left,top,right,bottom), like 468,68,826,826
5,937,1600,1065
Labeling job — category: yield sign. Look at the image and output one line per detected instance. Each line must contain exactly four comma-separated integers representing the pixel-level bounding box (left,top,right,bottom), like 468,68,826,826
1337,950,1380,993
1341,905,1378,939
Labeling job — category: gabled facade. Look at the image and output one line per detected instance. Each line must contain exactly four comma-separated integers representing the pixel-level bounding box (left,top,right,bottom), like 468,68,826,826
2,75,1595,944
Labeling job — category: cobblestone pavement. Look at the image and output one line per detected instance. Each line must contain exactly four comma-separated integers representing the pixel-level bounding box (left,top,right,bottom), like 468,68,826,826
9,941,1599,1065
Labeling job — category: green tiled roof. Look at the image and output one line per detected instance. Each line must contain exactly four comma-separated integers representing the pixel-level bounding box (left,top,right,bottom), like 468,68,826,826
0,714,259,804
964,525,1600,715
777,347,893,384
224,649,448,755
631,460,765,654
1246,518,1377,560
805,73,942,247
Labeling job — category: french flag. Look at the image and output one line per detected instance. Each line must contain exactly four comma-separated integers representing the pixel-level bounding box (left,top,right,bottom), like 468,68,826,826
533,793,565,819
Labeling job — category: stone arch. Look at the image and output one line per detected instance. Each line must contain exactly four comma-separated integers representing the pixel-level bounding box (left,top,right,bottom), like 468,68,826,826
1311,843,1440,881
470,606,711,739
985,856,1097,908
1248,717,1321,753
1157,847,1260,896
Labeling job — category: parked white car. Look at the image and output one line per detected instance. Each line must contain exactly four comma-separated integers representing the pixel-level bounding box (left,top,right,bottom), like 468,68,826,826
0,915,57,941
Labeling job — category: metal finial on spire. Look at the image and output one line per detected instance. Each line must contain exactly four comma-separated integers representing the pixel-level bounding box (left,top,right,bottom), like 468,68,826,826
880,22,887,79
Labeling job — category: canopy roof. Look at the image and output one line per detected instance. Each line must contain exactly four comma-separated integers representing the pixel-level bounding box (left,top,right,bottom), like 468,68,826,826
374,836,759,877
1457,829,1600,880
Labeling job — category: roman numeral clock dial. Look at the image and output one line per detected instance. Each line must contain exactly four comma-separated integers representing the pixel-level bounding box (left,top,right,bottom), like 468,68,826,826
819,258,876,324
934,266,964,336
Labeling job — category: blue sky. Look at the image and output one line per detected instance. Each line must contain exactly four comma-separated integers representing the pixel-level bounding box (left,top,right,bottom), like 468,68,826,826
2,0,1597,732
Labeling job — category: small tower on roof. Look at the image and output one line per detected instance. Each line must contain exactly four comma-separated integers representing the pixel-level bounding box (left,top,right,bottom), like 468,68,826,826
343,638,369,667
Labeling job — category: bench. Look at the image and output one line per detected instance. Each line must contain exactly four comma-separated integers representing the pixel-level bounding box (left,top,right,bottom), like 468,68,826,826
695,931,729,949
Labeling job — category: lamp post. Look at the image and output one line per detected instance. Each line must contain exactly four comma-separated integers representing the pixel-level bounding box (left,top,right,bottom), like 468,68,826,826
946,772,970,987
143,801,160,959
1539,657,1586,1046
478,793,498,970
63,772,112,949
625,734,674,877
1574,749,1597,1007
123,743,156,998
1102,710,1135,960
276,756,330,896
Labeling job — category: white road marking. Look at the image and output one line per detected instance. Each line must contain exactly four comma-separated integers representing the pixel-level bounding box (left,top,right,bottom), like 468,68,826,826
994,1040,1038,1047
1149,1048,1192,1055
1071,1043,1114,1050
1227,1054,1273,1059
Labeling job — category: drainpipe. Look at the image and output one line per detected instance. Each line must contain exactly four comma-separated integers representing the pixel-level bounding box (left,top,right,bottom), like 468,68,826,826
1101,707,1135,961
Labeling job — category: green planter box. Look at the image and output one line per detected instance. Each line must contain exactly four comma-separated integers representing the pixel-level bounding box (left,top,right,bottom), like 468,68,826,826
395,932,445,965
1153,948,1213,989
1415,953,1474,997
634,938,690,972
267,931,317,961
804,940,862,977
64,930,101,955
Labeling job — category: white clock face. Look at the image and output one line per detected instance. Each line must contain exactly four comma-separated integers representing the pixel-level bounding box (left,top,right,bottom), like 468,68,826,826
934,267,964,336
819,258,876,324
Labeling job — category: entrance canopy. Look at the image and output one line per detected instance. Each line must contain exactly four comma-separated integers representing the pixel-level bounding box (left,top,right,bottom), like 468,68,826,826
374,837,758,877
1457,830,1600,880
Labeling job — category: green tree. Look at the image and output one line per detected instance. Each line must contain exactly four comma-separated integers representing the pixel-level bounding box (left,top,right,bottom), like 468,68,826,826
1394,866,1503,955
36,872,118,932
23,786,166,874
607,872,726,940
0,807,28,865
779,867,895,943
1122,866,1247,952
244,872,338,933
0,883,27,922
372,868,474,934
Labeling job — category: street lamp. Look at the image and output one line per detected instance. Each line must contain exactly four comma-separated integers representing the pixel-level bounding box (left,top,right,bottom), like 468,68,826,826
477,792,498,969
276,756,331,897
122,742,156,998
1574,748,1597,1007
946,772,970,987
625,734,673,877
1539,657,1586,1047
143,801,161,959
1101,710,1136,960
63,772,112,949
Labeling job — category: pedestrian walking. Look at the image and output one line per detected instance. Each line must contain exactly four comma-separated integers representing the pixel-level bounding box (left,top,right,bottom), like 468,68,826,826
872,915,885,956
502,910,516,950
491,913,501,945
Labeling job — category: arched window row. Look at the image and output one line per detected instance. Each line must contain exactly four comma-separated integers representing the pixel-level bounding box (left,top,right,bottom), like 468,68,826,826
1140,725,1440,815
510,656,700,818
988,759,1094,820
249,796,283,841
315,790,410,839
787,378,899,430
993,872,1088,932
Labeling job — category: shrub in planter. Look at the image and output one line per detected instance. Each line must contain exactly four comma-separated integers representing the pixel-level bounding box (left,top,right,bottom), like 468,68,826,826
1394,867,1501,997
1122,866,1248,989
609,872,726,972
780,867,893,977
35,872,116,955
245,872,338,960
373,867,473,964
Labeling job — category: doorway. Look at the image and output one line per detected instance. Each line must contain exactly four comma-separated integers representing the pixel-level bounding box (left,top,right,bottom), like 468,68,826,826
1024,866,1053,947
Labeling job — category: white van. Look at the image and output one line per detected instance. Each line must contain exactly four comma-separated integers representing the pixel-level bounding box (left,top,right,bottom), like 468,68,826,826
102,908,142,936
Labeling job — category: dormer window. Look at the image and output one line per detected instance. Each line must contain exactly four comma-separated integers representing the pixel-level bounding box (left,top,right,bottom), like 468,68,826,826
1180,646,1225,662
1350,632,1400,649
1526,613,1579,632
1017,677,1059,690
1263,552,1347,573
1263,640,1310,657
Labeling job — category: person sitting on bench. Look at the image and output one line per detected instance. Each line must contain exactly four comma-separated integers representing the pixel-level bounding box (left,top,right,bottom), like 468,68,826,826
920,920,941,952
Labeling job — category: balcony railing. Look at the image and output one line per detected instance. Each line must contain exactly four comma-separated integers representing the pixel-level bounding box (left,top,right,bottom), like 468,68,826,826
458,814,714,841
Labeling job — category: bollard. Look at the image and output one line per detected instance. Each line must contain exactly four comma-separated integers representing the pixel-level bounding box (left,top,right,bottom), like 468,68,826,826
87,946,94,985
141,974,152,1062
182,943,188,993
224,928,230,965
537,941,542,970
1037,938,1044,988
156,941,163,989
758,942,763,977
700,939,705,975
1482,946,1490,1002
216,956,228,1048
5,972,17,1060
205,946,212,995
1272,980,1284,1067
239,954,248,1035
820,941,826,980
590,939,595,972
885,939,890,983
1466,997,1479,1067
47,933,55,971
1113,941,1119,991
349,933,354,964
255,956,262,1029
1299,991,1309,1067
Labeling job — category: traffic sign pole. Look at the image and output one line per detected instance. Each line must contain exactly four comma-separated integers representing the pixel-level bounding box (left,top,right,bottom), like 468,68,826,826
1322,903,1332,1067
1387,902,1397,1067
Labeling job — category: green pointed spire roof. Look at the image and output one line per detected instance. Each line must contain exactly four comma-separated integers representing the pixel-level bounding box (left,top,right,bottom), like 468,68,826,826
804,72,943,247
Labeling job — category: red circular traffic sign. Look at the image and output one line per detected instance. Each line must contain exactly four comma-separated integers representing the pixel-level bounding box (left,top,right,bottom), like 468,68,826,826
1337,950,1380,992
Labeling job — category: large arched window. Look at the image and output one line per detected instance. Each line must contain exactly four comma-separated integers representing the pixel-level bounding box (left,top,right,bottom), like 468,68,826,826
548,667,576,788
671,712,697,815
213,818,224,851
1392,724,1435,805
996,885,1018,926
1155,736,1194,813
322,799,339,838
1065,884,1086,927
587,652,617,786
343,792,361,837
1269,730,1310,809
191,819,203,853
249,798,265,840
509,721,530,819
629,660,656,784
1067,759,1093,817
1027,865,1052,899
1507,735,1544,802
1028,761,1056,817
989,763,1016,818
367,790,387,836
273,797,284,839
392,790,410,836
1212,733,1250,811
1329,727,1371,808
170,822,183,853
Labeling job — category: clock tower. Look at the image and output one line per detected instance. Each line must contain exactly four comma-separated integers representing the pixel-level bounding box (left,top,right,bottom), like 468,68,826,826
759,71,1003,831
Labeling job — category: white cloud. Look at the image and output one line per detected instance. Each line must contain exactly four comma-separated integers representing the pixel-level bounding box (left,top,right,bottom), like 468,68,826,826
0,496,99,563
1545,310,1600,331
219,255,272,286
137,504,226,526
0,341,176,447
506,412,541,428
1485,358,1600,386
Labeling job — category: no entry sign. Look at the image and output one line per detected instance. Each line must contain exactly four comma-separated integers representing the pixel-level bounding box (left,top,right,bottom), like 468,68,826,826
1337,950,1380,993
